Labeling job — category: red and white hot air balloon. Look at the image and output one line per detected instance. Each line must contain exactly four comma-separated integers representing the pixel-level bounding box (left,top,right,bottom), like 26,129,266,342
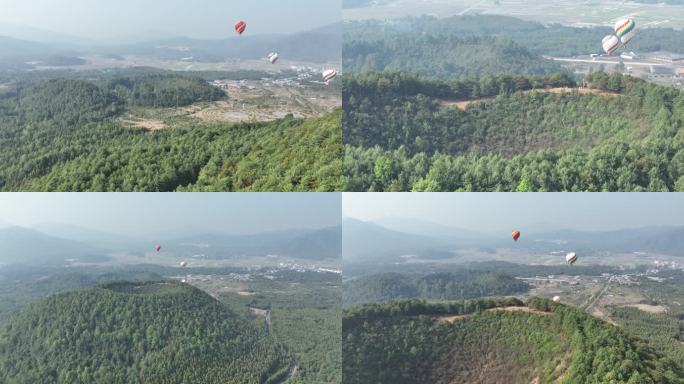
155,245,161,252
235,20,247,35
566,252,578,266
322,69,337,84
180,261,188,268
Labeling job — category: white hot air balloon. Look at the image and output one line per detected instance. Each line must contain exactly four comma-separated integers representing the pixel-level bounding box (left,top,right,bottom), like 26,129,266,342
322,69,337,84
179,261,188,268
614,18,636,46
602,35,620,55
566,252,578,266
552,296,561,303
268,52,279,64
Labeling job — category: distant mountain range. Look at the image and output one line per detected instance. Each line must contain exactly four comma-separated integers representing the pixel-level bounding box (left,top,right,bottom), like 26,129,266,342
343,217,684,264
126,23,342,63
0,23,92,45
374,216,488,241
0,223,340,266
343,218,451,262
0,36,57,61
171,226,341,260
0,226,108,265
528,227,684,256
342,0,382,8
3,218,681,267
33,222,141,251
0,23,341,66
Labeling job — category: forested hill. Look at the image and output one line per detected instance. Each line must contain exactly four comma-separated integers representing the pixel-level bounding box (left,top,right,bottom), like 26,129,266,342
343,271,529,307
0,76,341,192
345,15,684,60
344,72,684,191
0,281,291,384
344,34,563,79
343,298,684,384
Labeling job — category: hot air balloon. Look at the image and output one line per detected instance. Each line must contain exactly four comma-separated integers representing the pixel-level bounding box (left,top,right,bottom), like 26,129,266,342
268,52,279,64
322,69,337,83
602,35,620,55
180,261,188,268
235,21,247,35
566,252,578,266
155,245,161,252
552,296,561,303
181,278,186,283
614,18,636,46
512,231,521,242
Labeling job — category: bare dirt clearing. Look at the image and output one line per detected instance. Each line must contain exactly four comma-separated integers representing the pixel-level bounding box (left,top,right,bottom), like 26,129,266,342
119,116,166,131
487,306,551,315
186,84,339,124
437,314,468,324
437,306,551,324
118,82,340,130
625,304,668,314
248,307,268,317
441,87,621,111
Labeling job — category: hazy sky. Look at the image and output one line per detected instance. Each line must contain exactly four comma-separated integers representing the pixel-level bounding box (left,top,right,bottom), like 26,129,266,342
0,0,341,40
0,193,341,236
344,193,684,233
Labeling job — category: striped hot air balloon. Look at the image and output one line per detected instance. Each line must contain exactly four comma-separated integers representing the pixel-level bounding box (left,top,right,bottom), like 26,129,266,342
235,20,247,35
268,52,279,64
602,35,620,55
566,252,578,266
322,69,337,83
511,231,521,242
155,244,161,252
614,18,636,45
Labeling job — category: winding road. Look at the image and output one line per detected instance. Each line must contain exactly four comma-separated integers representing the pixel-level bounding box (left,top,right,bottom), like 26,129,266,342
582,282,609,312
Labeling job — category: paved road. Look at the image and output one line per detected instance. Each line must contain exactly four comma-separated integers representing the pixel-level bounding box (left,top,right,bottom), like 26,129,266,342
549,57,667,67
275,359,298,384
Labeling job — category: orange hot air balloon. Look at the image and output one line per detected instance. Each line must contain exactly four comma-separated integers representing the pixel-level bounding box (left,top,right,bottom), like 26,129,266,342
511,231,521,242
155,245,161,252
235,21,247,35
